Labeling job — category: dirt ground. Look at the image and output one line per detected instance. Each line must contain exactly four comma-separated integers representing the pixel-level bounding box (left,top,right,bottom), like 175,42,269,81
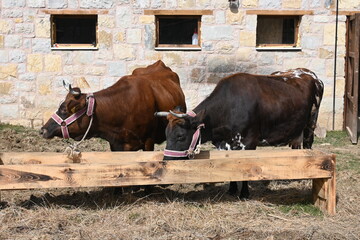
0,126,359,240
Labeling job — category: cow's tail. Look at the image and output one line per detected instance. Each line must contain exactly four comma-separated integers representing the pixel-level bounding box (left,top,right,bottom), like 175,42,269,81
303,75,324,149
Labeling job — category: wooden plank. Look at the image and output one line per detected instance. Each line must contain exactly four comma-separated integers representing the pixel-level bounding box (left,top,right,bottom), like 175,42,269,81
0,149,331,165
246,10,314,15
0,154,335,190
144,10,213,15
42,9,109,15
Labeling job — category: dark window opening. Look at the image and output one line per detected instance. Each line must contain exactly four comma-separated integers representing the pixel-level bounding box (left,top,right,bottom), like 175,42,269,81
156,16,201,48
51,15,97,47
256,15,299,46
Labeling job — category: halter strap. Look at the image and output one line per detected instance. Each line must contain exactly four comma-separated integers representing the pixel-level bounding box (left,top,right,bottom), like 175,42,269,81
164,110,205,159
51,93,95,139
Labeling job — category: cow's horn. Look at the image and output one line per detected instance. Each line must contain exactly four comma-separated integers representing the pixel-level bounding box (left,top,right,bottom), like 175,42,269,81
69,84,81,96
154,111,170,117
169,110,188,118
62,80,69,91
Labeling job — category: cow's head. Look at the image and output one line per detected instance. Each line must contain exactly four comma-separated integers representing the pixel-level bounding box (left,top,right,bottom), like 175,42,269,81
40,82,91,140
155,108,206,160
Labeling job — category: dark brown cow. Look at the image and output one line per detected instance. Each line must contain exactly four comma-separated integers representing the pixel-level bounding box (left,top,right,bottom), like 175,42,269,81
40,60,186,151
156,68,324,198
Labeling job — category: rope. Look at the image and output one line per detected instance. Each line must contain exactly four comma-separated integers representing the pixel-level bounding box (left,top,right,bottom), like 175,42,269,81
64,115,94,162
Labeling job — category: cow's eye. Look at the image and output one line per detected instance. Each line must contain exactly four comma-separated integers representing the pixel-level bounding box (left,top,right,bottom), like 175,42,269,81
177,135,185,141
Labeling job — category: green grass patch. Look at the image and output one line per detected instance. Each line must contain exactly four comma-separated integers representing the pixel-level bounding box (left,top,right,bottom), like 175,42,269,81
314,131,350,147
278,203,323,217
333,151,360,174
0,123,27,133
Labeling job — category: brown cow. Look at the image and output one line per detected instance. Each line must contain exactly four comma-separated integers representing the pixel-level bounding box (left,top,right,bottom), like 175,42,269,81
40,60,186,151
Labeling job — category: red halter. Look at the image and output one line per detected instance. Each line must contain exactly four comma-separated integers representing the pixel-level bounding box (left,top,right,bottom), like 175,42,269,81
164,111,205,159
51,93,95,139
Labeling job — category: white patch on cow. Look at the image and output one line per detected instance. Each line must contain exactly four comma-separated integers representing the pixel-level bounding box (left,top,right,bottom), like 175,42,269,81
283,77,288,81
233,133,246,150
218,142,231,151
290,69,318,80
261,139,269,145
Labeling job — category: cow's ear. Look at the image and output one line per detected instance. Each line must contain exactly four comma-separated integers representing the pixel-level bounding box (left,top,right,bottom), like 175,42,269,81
189,109,206,127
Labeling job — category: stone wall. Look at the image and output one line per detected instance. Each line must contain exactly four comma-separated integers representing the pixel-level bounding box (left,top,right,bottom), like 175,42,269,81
0,0,358,130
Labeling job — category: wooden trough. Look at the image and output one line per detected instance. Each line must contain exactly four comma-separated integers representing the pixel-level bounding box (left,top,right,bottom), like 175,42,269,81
0,149,336,215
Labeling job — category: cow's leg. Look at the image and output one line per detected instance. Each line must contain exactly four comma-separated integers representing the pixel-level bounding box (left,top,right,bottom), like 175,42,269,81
144,138,155,151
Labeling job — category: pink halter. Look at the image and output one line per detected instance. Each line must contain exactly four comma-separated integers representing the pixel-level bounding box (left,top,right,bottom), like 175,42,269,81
51,93,95,139
164,111,205,159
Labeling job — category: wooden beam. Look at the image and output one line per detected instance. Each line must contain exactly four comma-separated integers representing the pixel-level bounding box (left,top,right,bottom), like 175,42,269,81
0,149,331,165
0,150,336,214
0,153,335,189
246,10,314,15
144,10,213,15
42,9,109,15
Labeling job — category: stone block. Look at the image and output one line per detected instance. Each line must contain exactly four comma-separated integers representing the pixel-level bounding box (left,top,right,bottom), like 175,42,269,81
0,82,13,94
215,11,226,24
15,23,34,35
319,48,333,59
0,105,19,119
208,55,236,73
0,20,12,34
139,15,154,24
242,0,258,7
98,15,115,28
239,31,256,47
0,50,8,63
9,49,26,63
0,64,17,80
2,0,25,8
32,38,51,53
126,29,142,44
19,73,36,81
48,0,67,8
163,53,182,66
108,61,126,77
338,0,360,9
226,10,245,25
259,0,281,8
116,7,132,27
45,55,62,72
301,36,322,50
80,0,114,9
202,26,233,41
84,66,106,76
28,0,46,8
99,30,113,48
37,75,52,95
2,9,23,18
35,18,50,38
282,0,301,8
0,35,4,48
178,0,195,8
74,52,94,65
27,54,43,73
114,44,135,60
4,35,21,48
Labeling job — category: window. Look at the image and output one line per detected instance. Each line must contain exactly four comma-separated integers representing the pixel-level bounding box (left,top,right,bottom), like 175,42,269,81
155,15,201,50
256,15,300,48
51,15,98,49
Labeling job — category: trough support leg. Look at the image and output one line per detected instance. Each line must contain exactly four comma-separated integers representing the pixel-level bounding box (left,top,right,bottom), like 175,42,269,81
312,176,336,215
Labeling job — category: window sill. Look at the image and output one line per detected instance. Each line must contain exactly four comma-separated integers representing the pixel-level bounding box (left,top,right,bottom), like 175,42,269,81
51,47,98,51
256,47,302,51
155,46,201,51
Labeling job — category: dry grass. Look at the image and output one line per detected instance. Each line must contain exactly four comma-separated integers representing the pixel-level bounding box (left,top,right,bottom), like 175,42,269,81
0,125,360,240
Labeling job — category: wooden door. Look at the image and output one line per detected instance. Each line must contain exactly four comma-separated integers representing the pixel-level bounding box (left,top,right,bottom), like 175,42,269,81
345,14,360,144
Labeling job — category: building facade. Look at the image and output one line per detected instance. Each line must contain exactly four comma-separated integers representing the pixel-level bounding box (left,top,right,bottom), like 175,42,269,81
0,0,357,131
